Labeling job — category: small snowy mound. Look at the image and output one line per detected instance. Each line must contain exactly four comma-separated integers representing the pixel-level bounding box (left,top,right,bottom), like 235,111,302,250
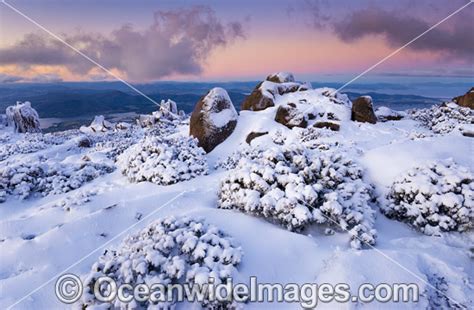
5,101,41,133
81,216,242,309
410,102,474,135
117,136,208,185
375,106,406,122
266,72,295,83
218,146,376,249
0,155,114,203
383,160,474,235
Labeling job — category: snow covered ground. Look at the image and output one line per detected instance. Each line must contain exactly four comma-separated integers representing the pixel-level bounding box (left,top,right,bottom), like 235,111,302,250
0,88,473,309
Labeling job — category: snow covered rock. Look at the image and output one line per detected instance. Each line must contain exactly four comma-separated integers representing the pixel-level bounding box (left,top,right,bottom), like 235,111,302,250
81,216,243,309
266,72,295,83
245,131,269,144
375,106,405,122
410,102,473,135
190,87,238,153
5,101,41,133
218,145,376,249
241,72,310,111
80,115,114,134
275,103,308,128
383,160,474,235
313,121,340,131
351,96,377,124
453,87,474,109
273,88,350,129
138,99,183,128
117,136,208,185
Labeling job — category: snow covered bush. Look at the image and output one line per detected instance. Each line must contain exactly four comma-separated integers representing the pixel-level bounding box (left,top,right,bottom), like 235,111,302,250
0,130,78,161
383,160,474,235
81,216,242,309
117,136,208,185
0,156,114,202
410,103,473,134
5,101,41,133
218,145,376,249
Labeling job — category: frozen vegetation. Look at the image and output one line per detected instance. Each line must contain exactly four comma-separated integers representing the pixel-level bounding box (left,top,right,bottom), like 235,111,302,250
82,216,242,309
0,80,473,309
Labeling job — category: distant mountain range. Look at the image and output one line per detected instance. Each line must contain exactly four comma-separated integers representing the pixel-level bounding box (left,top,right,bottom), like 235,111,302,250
0,82,441,123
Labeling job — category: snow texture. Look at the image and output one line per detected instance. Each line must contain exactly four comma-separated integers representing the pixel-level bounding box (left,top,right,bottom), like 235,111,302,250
384,160,474,235
218,145,376,249
81,216,242,309
117,135,208,185
201,87,237,129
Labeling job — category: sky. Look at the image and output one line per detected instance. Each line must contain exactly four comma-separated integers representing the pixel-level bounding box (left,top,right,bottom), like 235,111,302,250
0,0,473,83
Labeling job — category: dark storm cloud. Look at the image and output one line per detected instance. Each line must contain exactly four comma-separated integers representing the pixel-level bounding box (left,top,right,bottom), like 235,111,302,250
332,7,474,60
292,0,474,61
0,6,245,81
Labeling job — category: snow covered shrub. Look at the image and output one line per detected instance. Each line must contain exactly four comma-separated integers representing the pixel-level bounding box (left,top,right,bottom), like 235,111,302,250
384,160,474,235
81,216,242,309
0,156,114,202
410,102,473,134
5,101,41,133
218,145,376,249
117,136,208,185
0,131,77,161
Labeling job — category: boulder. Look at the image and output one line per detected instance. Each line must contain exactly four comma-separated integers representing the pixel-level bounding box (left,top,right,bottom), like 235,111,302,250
265,72,295,83
241,72,310,111
275,104,308,129
453,88,474,109
375,106,405,122
351,96,377,124
313,121,340,131
245,131,268,144
5,101,41,133
190,87,238,153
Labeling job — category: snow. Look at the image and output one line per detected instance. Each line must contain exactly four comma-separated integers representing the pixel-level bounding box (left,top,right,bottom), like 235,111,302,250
202,87,237,128
0,88,473,309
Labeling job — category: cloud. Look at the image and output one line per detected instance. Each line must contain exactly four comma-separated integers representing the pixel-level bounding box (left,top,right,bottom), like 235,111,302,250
294,0,474,62
29,73,63,83
0,73,24,83
332,7,474,60
0,6,245,81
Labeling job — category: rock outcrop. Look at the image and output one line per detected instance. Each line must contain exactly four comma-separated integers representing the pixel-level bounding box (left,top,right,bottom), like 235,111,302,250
190,87,238,153
241,72,310,111
453,88,474,109
313,121,340,131
351,96,377,124
138,99,182,128
80,115,114,133
5,101,41,133
275,103,308,129
246,131,269,144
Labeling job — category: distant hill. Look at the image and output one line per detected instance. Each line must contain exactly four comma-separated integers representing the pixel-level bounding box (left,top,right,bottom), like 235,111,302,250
0,82,441,120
